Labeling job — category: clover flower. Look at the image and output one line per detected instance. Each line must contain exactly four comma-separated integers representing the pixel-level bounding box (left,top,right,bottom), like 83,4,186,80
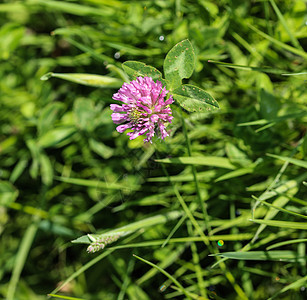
110,76,174,143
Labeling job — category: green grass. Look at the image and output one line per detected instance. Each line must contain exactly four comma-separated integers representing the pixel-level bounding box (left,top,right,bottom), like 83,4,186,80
0,0,306,299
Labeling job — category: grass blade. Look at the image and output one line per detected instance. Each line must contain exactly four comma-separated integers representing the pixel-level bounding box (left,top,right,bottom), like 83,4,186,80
268,276,307,300
250,219,307,230
269,0,303,50
72,211,182,244
133,254,192,299
208,60,286,74
245,22,307,59
28,0,112,17
267,154,307,169
7,223,38,300
211,250,304,262
54,176,140,191
215,167,254,182
41,72,123,88
48,294,86,300
282,72,307,76
252,195,307,219
267,239,307,250
155,156,236,169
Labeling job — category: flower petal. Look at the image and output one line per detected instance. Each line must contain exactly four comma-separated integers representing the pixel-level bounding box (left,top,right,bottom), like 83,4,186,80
110,104,124,112
112,113,128,124
116,123,132,133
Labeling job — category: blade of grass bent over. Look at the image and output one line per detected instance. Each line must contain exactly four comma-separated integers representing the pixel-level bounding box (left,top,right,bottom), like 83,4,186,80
133,254,192,299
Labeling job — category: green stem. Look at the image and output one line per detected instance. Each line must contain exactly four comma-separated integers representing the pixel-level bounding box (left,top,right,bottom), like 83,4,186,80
133,254,192,299
181,115,211,233
155,131,248,300
6,223,38,300
7,185,48,300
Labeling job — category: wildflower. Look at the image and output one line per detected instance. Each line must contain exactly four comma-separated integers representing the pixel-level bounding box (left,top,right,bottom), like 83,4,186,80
110,76,174,143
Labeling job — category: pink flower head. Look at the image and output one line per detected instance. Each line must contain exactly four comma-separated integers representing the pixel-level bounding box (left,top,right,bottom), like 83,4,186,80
111,76,174,143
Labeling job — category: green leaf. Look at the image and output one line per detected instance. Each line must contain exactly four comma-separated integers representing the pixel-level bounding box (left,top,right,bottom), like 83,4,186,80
72,211,182,244
39,153,53,186
198,0,218,16
172,84,219,112
225,142,252,166
0,23,24,60
26,139,40,179
0,3,25,12
54,176,140,191
267,154,307,169
0,181,18,205
122,61,164,82
38,102,65,136
155,156,235,169
0,136,17,154
107,64,130,82
215,167,254,182
212,251,303,262
73,99,96,131
250,219,307,230
163,39,195,90
89,138,113,159
27,0,112,17
41,72,123,88
9,158,28,183
38,127,76,148
259,88,280,119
